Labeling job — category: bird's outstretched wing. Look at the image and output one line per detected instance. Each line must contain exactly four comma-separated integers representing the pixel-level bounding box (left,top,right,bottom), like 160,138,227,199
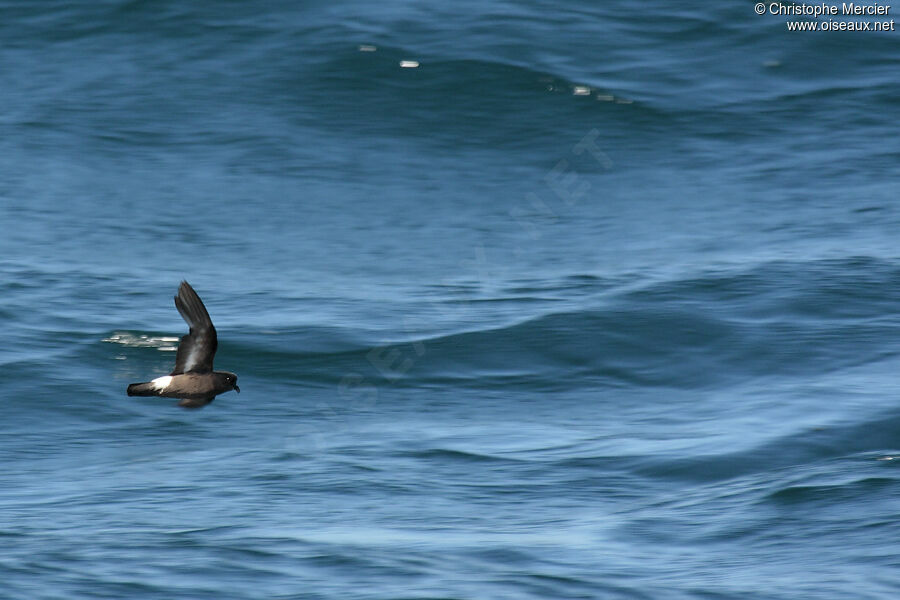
178,396,215,409
171,281,217,374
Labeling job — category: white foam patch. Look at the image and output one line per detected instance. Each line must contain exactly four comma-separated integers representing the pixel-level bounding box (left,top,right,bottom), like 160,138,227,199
151,376,173,391
103,332,179,350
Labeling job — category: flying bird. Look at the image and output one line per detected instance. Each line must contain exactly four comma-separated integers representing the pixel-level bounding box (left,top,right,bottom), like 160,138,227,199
127,281,240,408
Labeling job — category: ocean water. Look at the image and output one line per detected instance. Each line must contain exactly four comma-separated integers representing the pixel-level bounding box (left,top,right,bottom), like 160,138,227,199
2,1,900,598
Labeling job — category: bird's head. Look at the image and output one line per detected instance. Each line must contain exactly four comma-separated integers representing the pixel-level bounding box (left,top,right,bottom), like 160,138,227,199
222,372,240,393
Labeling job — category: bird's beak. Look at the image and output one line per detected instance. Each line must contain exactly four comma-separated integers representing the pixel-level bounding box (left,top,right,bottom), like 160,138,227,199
234,384,241,394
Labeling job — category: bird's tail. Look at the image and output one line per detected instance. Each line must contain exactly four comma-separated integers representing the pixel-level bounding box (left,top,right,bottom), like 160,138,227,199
127,382,157,396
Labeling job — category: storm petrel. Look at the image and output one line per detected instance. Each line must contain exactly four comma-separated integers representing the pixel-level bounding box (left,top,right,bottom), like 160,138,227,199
127,281,240,408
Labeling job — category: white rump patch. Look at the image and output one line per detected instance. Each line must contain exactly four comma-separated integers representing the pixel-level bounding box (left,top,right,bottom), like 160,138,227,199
151,376,173,391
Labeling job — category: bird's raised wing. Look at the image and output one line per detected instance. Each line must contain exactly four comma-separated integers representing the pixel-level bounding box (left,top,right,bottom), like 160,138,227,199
171,281,217,374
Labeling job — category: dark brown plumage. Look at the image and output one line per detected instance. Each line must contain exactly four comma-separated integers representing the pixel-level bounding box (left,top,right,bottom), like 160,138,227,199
127,281,240,409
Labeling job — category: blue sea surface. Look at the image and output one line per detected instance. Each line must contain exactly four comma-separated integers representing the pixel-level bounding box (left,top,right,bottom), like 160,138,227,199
2,1,900,598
